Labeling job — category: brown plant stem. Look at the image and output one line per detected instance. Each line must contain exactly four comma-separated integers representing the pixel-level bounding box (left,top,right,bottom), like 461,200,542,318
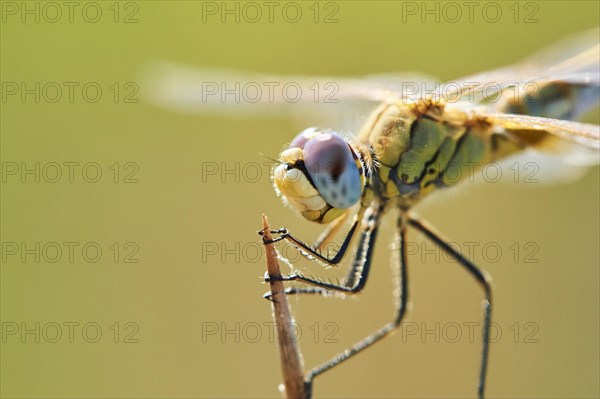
262,214,309,399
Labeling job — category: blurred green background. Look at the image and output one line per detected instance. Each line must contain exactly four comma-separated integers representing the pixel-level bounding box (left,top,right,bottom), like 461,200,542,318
1,1,599,398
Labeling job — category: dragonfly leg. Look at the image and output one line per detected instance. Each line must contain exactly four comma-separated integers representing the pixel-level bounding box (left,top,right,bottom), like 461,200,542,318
262,205,381,299
313,209,351,251
259,208,366,266
261,210,349,252
302,214,410,389
408,214,492,399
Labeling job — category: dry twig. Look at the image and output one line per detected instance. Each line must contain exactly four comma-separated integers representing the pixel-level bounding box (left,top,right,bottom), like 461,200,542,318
262,214,309,399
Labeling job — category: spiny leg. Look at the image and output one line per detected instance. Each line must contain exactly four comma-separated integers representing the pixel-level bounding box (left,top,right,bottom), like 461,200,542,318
264,205,381,298
408,215,492,399
314,209,351,251
263,224,372,299
262,209,350,257
260,207,366,266
301,214,410,390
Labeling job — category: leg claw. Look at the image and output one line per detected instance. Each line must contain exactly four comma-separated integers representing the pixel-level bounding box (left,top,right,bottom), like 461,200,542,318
257,227,287,237
264,273,295,283
263,291,278,302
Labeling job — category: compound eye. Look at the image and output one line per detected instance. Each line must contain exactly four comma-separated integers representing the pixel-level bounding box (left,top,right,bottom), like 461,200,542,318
289,127,320,149
303,132,362,209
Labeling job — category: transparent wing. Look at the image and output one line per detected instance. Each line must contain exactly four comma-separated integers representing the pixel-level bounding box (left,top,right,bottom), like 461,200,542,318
474,148,596,186
483,112,600,150
139,60,438,116
434,28,600,105
470,112,600,186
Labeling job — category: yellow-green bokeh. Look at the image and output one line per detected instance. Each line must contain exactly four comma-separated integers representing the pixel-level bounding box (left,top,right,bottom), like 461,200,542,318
1,1,598,398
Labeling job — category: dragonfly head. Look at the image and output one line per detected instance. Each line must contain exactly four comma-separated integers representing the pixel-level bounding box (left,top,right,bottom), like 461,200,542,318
273,127,365,224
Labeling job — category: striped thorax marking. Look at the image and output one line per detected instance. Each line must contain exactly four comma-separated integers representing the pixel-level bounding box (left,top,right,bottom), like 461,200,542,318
358,100,516,207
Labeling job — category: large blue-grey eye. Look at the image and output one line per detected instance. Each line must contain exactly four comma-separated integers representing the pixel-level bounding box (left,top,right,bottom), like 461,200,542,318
303,132,362,209
289,127,319,149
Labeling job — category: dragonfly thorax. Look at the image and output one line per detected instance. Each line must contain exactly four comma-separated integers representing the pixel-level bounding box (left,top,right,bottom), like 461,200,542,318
358,100,514,207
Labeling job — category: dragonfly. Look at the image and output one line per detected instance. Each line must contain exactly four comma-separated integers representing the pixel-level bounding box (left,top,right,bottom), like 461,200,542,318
143,29,600,398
